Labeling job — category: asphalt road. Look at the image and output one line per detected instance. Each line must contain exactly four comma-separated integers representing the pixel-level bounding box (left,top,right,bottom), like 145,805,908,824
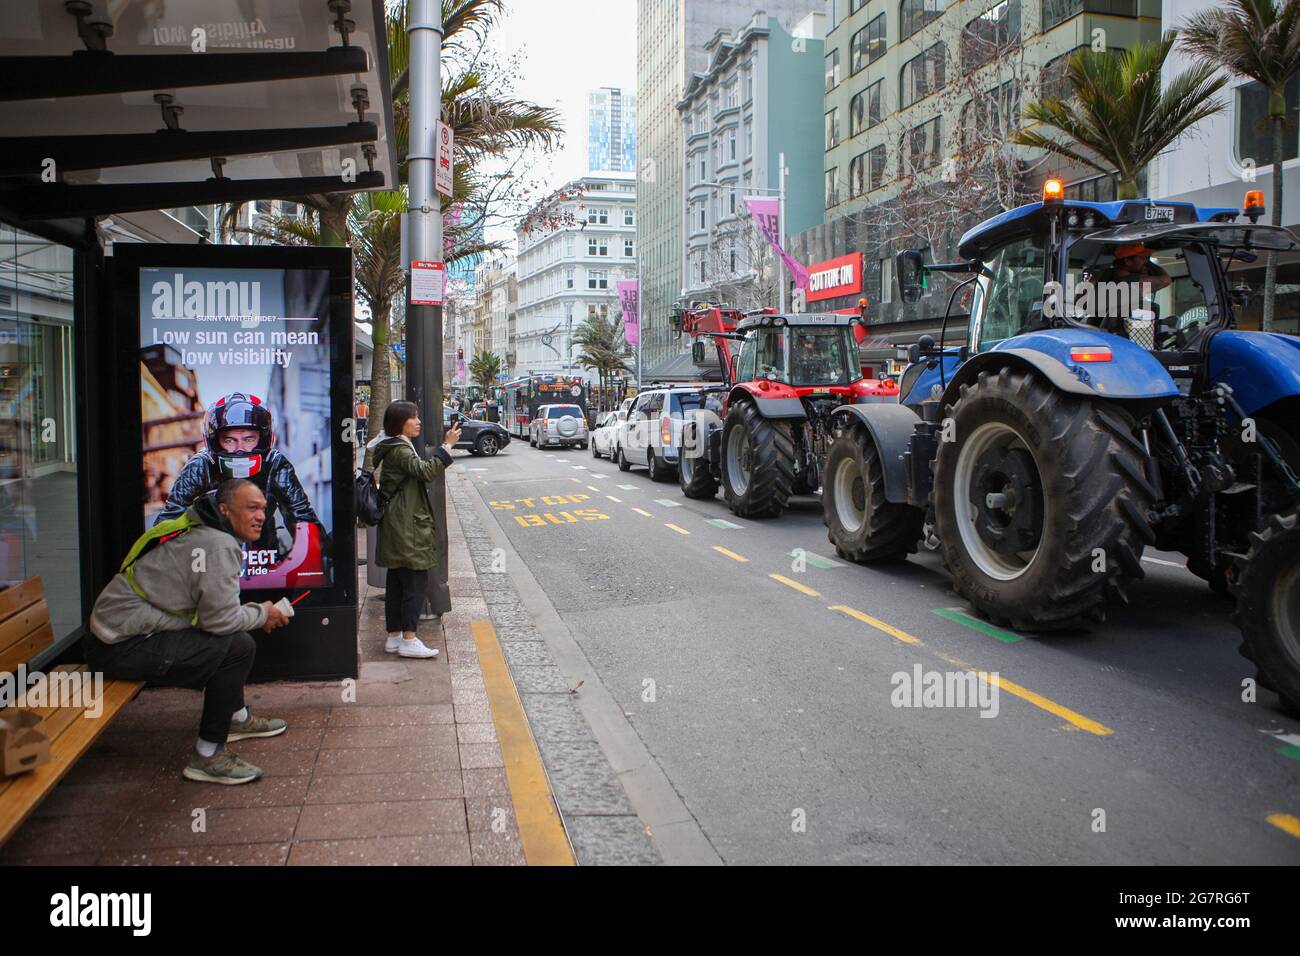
457,437,1300,865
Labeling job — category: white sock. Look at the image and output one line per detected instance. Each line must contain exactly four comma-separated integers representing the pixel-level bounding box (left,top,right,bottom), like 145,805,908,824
232,706,249,722
196,738,219,758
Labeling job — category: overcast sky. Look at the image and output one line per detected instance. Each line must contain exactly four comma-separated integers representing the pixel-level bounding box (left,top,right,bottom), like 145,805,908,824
483,0,638,233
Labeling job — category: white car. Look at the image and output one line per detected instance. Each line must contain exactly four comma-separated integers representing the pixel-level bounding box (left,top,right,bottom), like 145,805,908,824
530,403,589,449
591,409,627,459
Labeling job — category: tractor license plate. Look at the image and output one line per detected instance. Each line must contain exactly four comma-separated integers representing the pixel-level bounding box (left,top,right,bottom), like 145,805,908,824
1145,205,1175,222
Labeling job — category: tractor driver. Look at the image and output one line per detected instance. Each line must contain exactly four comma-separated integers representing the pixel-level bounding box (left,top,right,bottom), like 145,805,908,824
1081,243,1172,335
793,330,844,384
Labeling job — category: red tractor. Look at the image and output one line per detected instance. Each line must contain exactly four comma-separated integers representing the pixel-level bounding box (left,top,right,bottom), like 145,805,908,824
672,303,899,518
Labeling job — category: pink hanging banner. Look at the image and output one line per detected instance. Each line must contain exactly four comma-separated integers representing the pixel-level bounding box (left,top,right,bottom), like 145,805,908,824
617,279,640,346
745,196,809,290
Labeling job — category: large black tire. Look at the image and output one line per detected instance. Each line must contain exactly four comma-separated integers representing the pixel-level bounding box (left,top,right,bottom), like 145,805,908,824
616,445,631,472
1233,509,1300,715
591,440,600,458
721,400,795,518
475,433,500,457
647,449,667,482
679,449,719,500
934,366,1156,630
823,425,923,563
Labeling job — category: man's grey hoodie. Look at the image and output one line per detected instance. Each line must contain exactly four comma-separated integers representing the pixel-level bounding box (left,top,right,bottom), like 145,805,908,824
89,493,269,643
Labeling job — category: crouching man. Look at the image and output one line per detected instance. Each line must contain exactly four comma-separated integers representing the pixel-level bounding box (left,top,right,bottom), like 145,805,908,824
84,478,291,785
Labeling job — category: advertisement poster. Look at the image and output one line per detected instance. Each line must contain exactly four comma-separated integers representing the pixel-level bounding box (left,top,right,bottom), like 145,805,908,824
138,266,333,596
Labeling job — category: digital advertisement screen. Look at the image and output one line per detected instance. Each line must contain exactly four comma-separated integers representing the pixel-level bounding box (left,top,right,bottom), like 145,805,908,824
138,266,334,596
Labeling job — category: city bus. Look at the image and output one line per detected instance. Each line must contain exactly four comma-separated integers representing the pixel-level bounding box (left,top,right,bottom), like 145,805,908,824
501,374,588,439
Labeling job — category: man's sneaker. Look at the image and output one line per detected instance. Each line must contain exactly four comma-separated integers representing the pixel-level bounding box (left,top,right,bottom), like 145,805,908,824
182,749,263,786
227,713,288,742
397,636,439,659
385,635,402,654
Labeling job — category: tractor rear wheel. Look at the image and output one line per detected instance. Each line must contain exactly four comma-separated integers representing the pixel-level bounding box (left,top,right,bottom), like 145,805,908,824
679,448,719,499
721,400,795,518
1233,509,1300,716
823,425,922,563
934,366,1155,630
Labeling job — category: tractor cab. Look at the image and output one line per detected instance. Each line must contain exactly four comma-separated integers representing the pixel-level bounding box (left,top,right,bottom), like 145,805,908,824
732,313,862,390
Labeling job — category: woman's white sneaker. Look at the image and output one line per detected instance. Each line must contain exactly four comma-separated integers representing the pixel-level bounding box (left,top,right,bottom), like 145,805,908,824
397,636,439,659
385,635,402,653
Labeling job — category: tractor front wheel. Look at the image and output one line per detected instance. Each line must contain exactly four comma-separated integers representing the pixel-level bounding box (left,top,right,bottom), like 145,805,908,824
934,366,1155,630
1233,509,1300,715
721,400,795,518
823,425,922,563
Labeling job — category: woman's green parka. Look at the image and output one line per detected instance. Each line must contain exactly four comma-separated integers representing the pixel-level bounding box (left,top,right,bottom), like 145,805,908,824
369,436,453,571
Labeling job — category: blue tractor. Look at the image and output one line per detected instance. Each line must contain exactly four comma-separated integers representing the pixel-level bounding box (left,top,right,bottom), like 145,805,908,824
821,184,1300,713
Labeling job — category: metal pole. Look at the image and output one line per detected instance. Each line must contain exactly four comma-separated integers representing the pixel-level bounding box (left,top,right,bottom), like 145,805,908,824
636,263,643,386
778,150,787,314
407,0,450,615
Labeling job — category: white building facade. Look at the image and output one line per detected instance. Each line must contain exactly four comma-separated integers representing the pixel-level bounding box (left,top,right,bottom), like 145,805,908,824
514,174,638,382
1155,0,1300,333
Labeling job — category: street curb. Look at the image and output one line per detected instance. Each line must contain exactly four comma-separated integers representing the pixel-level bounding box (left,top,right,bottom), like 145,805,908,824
448,470,721,866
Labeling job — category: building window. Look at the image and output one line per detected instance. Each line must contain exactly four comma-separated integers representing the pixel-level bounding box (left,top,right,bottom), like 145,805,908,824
745,121,753,155
900,43,946,110
1042,0,1137,32
729,190,736,214
960,80,1021,148
825,108,841,150
850,151,868,197
587,206,610,224
624,238,635,257
905,116,942,171
963,0,1020,70
700,205,706,230
880,256,894,304
588,304,610,321
852,80,884,136
730,244,737,273
588,271,608,290
1237,76,1300,166
825,168,839,208
826,49,841,91
869,144,887,190
700,159,706,180
851,0,868,10
588,237,609,256
851,14,887,74
700,260,706,283
901,0,946,39
729,129,737,160
624,208,634,225
566,268,574,289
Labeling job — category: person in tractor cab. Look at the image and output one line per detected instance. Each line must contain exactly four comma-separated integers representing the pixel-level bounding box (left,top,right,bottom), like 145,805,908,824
792,330,846,384
1080,243,1172,336
156,392,325,561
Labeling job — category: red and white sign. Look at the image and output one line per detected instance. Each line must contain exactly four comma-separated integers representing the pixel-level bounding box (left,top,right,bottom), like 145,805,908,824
436,121,454,198
806,252,863,302
410,260,445,305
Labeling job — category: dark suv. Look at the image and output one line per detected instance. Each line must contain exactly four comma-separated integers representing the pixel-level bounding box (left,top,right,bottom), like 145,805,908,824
443,406,510,456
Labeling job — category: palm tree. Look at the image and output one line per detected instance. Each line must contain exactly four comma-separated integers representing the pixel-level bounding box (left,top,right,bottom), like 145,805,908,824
1180,0,1300,331
469,350,503,392
1014,33,1227,200
573,314,632,413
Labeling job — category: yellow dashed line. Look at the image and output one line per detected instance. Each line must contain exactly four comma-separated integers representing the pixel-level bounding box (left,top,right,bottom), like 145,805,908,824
665,523,691,535
829,605,923,645
1267,813,1300,839
769,573,820,597
828,604,1113,736
471,620,575,865
712,546,749,562
632,507,652,517
605,495,622,503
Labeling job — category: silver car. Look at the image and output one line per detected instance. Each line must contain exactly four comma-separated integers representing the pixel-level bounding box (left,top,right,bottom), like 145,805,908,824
530,403,589,449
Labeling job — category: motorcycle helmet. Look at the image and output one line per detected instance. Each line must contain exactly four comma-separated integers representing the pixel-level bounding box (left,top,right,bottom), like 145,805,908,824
205,392,273,479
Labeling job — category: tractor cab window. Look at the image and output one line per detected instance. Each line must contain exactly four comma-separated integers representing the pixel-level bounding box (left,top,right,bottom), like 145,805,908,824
735,331,758,382
790,328,857,385
755,328,786,381
1065,241,1216,349
971,235,1048,352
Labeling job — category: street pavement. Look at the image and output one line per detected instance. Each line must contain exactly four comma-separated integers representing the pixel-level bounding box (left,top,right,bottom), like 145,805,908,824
458,437,1300,865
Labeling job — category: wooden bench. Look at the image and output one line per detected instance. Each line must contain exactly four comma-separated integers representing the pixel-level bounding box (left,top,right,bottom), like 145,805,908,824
0,577,143,848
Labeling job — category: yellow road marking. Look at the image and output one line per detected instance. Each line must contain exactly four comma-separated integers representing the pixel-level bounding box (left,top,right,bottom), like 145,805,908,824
829,605,923,645
712,546,749,562
632,507,652,517
982,673,1114,737
470,620,575,866
1267,813,1300,839
828,605,1113,736
665,523,690,535
770,573,820,597
605,495,622,503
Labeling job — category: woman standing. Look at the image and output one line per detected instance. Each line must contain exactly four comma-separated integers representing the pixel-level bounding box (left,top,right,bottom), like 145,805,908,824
370,401,461,659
